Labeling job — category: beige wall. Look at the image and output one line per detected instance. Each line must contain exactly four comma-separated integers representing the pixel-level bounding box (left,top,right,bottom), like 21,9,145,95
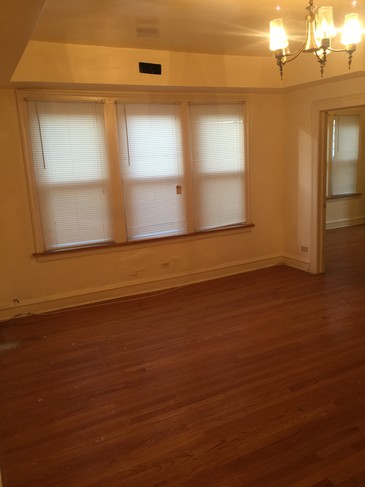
326,195,365,229
13,41,281,90
283,77,365,272
2,40,365,319
13,41,365,90
0,88,285,320
0,0,46,87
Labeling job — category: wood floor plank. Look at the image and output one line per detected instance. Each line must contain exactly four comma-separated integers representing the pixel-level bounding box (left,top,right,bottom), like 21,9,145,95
1,225,365,486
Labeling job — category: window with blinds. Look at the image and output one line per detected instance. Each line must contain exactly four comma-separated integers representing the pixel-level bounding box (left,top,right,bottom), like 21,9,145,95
117,103,186,241
327,113,361,197
28,101,113,251
23,94,249,254
189,103,245,231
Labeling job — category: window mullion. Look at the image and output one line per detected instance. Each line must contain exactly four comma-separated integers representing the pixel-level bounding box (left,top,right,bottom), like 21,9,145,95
242,102,251,225
104,101,127,243
181,102,195,233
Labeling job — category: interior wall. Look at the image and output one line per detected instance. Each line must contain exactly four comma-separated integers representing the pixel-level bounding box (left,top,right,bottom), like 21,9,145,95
326,196,365,229
283,76,365,272
0,88,285,320
13,41,365,90
3,38,365,320
13,41,282,90
0,0,47,87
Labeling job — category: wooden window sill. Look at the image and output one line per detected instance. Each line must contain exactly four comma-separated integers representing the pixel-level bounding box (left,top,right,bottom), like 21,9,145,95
33,223,255,262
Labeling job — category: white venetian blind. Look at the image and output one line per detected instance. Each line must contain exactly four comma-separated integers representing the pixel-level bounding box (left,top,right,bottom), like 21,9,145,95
28,101,113,251
189,103,245,231
331,114,360,195
116,103,186,241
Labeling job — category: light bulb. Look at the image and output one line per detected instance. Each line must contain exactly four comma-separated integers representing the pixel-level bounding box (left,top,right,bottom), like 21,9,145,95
269,18,289,51
317,6,336,39
342,13,362,45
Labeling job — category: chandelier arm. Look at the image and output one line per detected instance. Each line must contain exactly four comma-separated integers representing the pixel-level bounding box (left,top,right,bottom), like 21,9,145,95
327,45,356,69
281,46,305,64
326,47,348,53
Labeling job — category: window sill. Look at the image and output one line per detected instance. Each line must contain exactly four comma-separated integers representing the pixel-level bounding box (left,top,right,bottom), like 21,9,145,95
326,192,362,200
33,223,255,262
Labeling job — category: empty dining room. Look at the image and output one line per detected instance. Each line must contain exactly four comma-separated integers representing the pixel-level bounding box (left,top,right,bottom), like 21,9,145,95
2,0,365,485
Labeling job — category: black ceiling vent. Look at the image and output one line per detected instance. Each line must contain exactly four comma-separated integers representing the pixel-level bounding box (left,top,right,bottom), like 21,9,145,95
139,62,162,75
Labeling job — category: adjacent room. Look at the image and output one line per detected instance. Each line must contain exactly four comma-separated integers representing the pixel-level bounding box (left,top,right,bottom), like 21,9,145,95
1,0,365,485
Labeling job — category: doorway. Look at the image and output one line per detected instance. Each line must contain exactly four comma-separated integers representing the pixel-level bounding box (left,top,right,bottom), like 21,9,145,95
316,103,365,273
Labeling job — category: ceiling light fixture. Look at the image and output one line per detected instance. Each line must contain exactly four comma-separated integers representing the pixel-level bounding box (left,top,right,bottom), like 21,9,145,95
269,1,363,79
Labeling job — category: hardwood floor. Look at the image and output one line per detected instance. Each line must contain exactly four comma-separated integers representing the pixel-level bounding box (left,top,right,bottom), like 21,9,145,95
1,225,365,486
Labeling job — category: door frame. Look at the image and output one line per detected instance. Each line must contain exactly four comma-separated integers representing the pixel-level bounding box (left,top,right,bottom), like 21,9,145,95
311,92,365,274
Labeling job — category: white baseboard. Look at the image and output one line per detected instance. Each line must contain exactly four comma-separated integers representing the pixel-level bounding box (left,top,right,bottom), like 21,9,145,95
326,216,365,230
0,253,310,322
281,255,310,272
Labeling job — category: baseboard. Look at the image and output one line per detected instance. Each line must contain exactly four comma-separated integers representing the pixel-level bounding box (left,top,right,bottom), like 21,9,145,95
326,216,365,230
0,254,286,322
0,253,313,322
281,255,311,272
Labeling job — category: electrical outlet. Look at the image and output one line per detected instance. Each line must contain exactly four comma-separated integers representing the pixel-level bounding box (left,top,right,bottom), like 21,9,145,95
301,246,309,252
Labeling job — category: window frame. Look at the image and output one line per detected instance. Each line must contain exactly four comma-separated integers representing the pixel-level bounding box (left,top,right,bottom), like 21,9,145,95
326,111,362,199
17,90,252,257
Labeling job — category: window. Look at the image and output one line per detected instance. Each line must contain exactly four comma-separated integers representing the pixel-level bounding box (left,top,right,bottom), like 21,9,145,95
189,103,245,231
326,112,361,197
117,103,186,241
28,101,113,251
21,93,249,253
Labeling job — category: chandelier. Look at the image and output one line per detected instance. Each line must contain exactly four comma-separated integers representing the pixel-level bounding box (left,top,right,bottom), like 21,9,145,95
269,0,363,79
